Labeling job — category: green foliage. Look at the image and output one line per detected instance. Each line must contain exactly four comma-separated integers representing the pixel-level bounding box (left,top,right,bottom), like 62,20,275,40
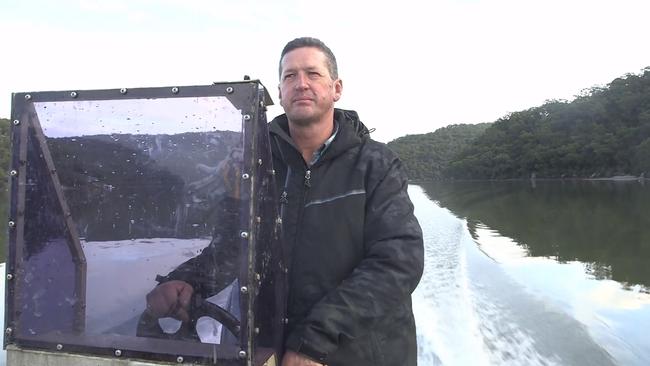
446,68,650,179
387,123,490,180
634,138,650,174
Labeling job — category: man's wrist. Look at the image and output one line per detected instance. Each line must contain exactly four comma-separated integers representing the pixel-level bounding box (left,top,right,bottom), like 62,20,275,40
285,337,328,364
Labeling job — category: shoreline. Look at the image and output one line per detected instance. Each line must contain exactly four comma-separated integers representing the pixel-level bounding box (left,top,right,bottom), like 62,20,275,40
410,176,649,183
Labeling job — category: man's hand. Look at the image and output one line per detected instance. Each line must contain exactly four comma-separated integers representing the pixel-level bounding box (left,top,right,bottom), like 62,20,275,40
145,280,194,322
281,350,325,366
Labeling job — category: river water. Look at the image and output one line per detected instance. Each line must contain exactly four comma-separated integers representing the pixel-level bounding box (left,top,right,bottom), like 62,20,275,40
411,181,650,366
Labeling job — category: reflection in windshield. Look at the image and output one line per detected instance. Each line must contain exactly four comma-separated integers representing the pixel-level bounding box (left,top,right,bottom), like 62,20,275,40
44,131,243,241
17,95,246,351
34,97,242,138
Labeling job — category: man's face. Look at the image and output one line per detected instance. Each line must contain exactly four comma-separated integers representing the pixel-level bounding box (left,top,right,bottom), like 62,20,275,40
279,47,342,126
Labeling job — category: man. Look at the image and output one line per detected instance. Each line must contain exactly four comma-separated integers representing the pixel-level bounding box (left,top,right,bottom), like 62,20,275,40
145,37,424,365
271,37,424,366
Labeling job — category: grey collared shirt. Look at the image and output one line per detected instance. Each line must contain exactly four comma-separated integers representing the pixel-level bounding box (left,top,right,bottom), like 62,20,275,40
309,121,339,166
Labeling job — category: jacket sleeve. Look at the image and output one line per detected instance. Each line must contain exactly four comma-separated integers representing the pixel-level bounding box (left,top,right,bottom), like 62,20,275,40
158,196,241,297
284,156,424,362
157,237,238,298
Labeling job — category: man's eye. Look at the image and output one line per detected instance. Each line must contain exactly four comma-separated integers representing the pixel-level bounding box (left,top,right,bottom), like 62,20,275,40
283,74,295,80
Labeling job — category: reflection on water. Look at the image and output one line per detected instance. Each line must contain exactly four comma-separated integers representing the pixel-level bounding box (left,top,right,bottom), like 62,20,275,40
419,180,650,289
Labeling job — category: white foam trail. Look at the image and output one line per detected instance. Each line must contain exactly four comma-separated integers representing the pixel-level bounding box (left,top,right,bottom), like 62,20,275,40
410,186,561,366
411,186,491,365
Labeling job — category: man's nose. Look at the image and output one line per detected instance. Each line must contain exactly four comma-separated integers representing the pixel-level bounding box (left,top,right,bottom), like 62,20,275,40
294,73,309,89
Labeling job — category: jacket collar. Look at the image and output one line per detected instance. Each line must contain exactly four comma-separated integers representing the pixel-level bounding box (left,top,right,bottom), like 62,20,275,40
269,109,370,165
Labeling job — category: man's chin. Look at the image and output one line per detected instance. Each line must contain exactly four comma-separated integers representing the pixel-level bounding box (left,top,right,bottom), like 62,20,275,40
286,111,318,126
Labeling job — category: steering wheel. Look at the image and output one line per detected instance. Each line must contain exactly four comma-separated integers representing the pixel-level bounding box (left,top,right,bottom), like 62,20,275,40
137,293,240,341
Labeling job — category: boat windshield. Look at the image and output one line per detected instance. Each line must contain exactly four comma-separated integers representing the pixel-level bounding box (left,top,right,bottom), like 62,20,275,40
5,84,284,365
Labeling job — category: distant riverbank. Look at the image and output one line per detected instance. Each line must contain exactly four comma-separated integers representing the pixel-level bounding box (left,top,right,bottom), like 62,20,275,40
585,175,647,181
410,175,649,184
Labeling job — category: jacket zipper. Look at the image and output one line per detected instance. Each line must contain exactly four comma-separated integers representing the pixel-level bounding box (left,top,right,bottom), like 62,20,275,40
280,166,292,222
304,169,311,187
286,166,311,318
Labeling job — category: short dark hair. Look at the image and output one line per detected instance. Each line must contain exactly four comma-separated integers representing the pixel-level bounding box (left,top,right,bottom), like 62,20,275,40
279,37,338,80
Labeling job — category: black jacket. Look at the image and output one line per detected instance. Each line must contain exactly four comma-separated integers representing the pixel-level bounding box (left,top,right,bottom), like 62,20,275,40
269,109,424,366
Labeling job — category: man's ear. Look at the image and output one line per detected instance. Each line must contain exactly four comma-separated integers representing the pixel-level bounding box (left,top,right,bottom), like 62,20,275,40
277,84,282,101
333,79,343,102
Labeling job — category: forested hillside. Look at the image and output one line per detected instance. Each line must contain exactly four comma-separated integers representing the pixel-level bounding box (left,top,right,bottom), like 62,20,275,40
388,68,650,180
387,123,490,180
446,68,650,179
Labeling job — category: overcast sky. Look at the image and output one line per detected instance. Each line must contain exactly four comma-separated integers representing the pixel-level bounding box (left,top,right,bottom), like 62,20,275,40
2,0,649,142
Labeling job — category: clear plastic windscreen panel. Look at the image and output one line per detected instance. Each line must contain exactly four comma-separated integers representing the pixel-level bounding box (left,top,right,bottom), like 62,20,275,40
4,82,286,366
